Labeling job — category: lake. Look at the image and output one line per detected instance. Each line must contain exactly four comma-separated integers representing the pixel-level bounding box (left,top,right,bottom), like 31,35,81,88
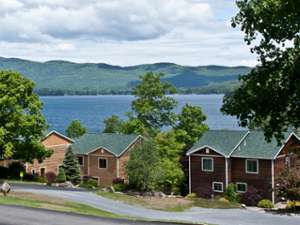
41,94,242,134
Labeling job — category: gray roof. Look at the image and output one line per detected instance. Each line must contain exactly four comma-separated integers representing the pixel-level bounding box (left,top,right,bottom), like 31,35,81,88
186,130,248,157
72,133,140,156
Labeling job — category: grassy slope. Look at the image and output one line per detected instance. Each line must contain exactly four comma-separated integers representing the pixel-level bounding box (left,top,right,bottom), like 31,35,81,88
0,57,251,93
0,191,121,218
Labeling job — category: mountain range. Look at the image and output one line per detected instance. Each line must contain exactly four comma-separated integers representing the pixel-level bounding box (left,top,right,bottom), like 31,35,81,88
0,57,251,95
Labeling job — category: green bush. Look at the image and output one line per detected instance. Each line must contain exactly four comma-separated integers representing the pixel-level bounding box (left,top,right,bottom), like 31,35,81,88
186,193,197,200
80,179,98,189
257,199,274,209
56,167,66,183
224,183,240,202
113,183,128,192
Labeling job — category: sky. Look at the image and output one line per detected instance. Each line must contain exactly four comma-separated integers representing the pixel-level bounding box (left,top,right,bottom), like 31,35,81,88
0,0,257,66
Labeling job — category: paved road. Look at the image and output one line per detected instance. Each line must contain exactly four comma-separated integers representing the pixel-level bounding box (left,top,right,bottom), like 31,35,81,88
13,185,300,225
0,205,184,225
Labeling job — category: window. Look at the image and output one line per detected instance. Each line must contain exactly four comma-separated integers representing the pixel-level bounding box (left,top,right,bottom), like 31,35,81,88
236,182,247,193
78,156,84,166
202,157,213,172
246,159,259,174
32,169,35,175
98,158,107,169
212,182,223,192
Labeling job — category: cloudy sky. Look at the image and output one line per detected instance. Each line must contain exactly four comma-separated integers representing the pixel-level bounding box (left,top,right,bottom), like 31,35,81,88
0,0,257,66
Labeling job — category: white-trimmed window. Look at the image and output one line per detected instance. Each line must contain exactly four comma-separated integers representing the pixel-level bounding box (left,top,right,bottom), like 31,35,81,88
202,157,214,172
246,159,259,174
78,156,84,166
236,182,247,193
212,182,223,192
98,158,107,169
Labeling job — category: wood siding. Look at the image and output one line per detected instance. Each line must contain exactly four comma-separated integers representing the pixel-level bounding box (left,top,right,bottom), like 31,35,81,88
190,147,226,197
26,133,72,175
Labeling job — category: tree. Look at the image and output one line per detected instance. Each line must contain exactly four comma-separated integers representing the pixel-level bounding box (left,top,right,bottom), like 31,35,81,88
131,72,177,133
221,0,300,142
66,120,86,138
126,141,158,191
276,168,300,201
154,158,185,194
175,104,208,149
103,115,123,133
62,146,81,185
56,166,66,183
0,71,50,161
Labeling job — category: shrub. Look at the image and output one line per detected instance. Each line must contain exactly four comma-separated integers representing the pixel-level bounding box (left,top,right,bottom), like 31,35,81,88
218,197,230,203
257,199,274,209
80,179,98,189
286,201,300,211
186,193,197,200
240,186,262,206
113,183,128,192
224,183,240,202
56,167,66,183
45,172,56,186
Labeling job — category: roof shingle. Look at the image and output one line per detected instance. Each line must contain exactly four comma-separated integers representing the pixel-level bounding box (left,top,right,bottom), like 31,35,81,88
72,133,140,156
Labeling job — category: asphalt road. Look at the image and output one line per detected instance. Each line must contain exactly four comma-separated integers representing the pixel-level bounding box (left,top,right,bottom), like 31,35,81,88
12,184,300,225
0,205,186,225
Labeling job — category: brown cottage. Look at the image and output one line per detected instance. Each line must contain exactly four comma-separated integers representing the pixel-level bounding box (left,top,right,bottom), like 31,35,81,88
72,133,143,186
26,131,142,186
26,131,74,176
186,130,300,203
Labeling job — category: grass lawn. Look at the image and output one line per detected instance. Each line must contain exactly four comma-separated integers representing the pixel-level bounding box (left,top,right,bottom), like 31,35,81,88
193,198,241,209
97,191,193,212
0,191,122,219
97,191,240,211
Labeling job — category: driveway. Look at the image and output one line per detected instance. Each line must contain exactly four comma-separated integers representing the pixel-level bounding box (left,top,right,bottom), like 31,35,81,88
13,184,300,225
0,205,183,225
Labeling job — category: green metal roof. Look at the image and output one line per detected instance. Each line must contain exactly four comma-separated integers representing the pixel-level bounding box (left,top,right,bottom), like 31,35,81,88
72,133,140,156
231,130,290,159
187,130,248,157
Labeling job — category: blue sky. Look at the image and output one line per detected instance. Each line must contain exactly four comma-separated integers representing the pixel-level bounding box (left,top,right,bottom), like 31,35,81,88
0,0,257,66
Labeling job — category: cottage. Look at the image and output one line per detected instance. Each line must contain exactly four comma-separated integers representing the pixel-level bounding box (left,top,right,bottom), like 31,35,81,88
72,133,142,186
187,130,300,203
26,130,74,176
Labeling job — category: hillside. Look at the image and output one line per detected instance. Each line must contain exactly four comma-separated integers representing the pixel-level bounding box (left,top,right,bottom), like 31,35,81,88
0,57,251,95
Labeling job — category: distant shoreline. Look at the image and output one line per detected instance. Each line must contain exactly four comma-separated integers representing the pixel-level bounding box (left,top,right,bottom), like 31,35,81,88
38,93,226,97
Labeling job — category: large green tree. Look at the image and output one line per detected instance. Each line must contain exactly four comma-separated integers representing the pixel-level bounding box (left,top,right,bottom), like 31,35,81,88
175,104,208,149
0,71,50,161
103,115,123,133
131,72,177,133
66,120,86,138
221,0,300,142
126,140,158,191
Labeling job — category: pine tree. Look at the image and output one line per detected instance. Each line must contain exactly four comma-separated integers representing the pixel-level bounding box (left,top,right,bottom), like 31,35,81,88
62,146,81,185
56,166,66,183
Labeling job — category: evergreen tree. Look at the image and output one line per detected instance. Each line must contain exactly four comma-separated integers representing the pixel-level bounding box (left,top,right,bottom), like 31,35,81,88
56,166,66,183
62,146,81,185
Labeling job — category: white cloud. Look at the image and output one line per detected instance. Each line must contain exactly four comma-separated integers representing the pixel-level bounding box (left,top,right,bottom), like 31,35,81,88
0,0,256,66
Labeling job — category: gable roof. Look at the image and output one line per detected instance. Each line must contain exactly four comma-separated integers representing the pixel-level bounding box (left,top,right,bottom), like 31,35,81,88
231,130,299,159
186,130,248,157
42,130,74,143
72,133,141,157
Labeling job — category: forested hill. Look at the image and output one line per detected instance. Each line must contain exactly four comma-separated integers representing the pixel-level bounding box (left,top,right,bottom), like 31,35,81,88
0,57,251,95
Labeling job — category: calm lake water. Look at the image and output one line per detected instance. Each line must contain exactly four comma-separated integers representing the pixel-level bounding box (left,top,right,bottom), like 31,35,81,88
41,94,242,134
